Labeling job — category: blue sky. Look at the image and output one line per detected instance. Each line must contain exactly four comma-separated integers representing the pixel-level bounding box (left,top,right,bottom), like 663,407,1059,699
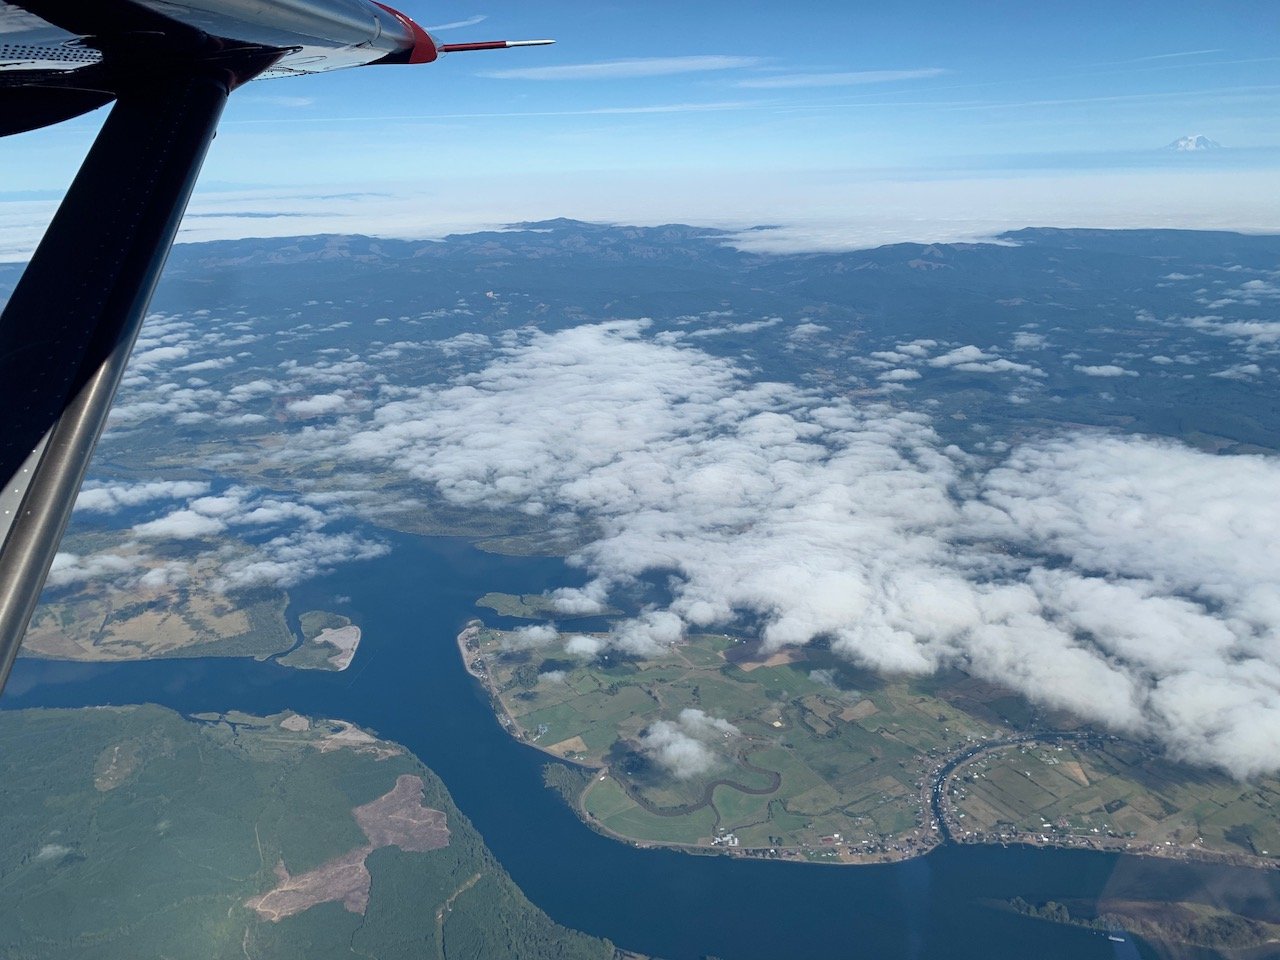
3,0,1279,254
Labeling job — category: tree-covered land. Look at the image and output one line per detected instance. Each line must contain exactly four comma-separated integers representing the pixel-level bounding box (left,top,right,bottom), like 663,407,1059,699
1005,897,1280,954
0,705,620,960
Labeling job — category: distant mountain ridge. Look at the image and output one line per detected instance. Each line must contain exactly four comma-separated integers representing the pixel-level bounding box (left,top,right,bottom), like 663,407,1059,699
154,221,1280,277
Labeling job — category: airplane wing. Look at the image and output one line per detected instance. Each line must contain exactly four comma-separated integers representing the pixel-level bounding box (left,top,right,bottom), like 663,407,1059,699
0,0,552,695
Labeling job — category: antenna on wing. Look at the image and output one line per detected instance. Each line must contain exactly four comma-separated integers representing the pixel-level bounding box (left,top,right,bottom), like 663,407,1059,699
439,40,555,53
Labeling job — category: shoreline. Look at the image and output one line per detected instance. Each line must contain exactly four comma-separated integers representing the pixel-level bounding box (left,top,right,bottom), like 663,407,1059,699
457,623,1278,873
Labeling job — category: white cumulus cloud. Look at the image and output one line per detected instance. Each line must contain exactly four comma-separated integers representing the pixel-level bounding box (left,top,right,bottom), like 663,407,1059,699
75,480,210,514
287,393,353,417
132,509,227,540
503,624,561,650
639,709,739,779
280,322,1280,777
1074,364,1137,377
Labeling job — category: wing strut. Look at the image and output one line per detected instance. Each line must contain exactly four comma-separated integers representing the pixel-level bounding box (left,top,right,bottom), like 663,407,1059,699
0,50,280,694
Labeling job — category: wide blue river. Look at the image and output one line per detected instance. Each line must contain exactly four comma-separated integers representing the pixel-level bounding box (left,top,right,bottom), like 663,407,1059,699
4,532,1277,960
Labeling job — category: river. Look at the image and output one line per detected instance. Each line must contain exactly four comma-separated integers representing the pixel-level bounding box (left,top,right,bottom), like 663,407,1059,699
3,532,1277,960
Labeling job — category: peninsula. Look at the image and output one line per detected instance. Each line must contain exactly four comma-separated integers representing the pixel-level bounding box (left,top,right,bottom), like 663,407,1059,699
460,622,1280,870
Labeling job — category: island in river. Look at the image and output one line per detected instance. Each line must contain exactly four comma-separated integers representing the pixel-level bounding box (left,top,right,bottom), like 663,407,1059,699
278,610,362,671
461,622,1280,871
0,703,626,960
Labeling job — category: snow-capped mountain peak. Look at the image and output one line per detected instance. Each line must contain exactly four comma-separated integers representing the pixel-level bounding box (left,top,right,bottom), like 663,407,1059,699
1166,134,1223,152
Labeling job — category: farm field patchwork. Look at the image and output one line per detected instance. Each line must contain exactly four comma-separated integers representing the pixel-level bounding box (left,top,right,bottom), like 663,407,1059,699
463,623,1280,868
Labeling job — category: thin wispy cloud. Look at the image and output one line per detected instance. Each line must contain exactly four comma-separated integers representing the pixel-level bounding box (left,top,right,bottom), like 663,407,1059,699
564,100,764,116
478,55,763,81
246,94,316,108
1072,54,1279,81
1115,48,1224,64
426,14,488,31
938,82,1280,112
737,67,949,89
223,101,767,125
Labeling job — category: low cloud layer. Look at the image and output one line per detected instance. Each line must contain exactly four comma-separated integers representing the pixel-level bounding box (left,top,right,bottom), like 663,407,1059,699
57,482,386,594
75,480,210,514
294,321,1280,777
639,709,740,779
853,338,1046,389
502,623,561,651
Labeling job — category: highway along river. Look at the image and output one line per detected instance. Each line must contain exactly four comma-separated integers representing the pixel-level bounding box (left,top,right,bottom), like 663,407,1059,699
4,532,1278,960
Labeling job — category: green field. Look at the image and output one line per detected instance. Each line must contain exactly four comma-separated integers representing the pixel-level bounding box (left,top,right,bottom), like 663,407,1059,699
469,626,1280,866
0,705,619,960
949,741,1280,860
477,593,618,620
470,628,1008,860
